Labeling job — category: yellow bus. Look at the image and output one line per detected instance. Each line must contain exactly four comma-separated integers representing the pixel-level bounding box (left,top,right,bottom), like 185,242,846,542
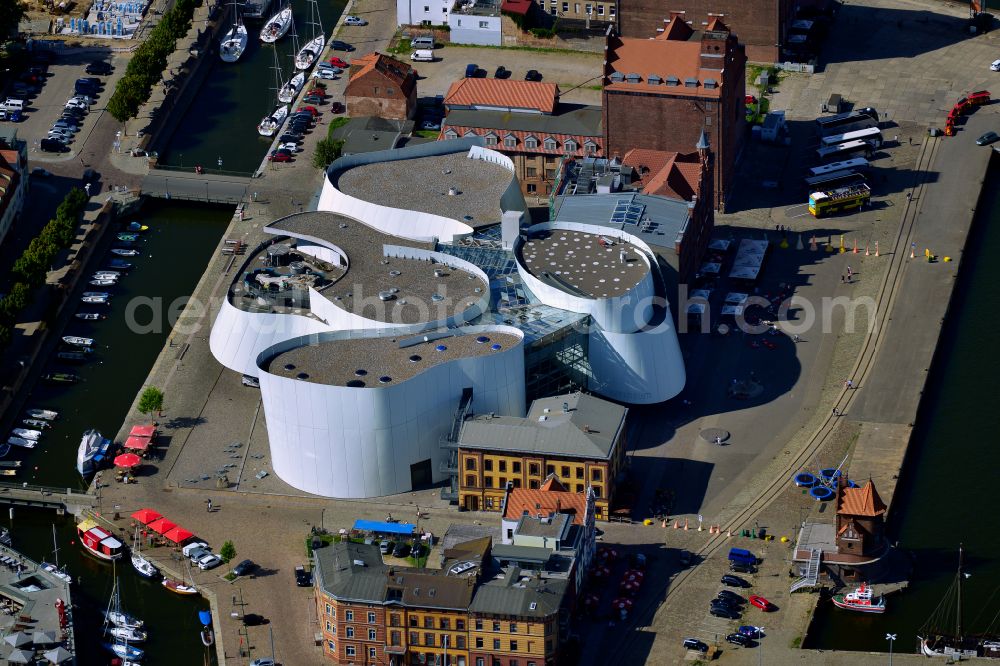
808,183,871,218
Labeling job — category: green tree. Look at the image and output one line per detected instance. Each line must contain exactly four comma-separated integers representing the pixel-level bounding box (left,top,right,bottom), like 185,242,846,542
0,1,27,39
219,540,236,563
313,138,344,169
12,253,46,286
137,386,164,422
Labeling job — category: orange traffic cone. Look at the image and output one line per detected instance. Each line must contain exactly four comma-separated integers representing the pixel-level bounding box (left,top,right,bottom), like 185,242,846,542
865,243,870,257
875,241,880,257
910,246,915,259
673,520,680,529
684,519,689,531
853,239,858,254
661,519,667,528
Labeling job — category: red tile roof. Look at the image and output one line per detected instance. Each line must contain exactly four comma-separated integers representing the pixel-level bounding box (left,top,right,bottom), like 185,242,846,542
503,476,588,525
605,33,728,99
622,148,702,200
501,0,533,15
660,16,693,41
440,125,601,158
347,52,416,96
445,78,559,114
838,480,886,517
706,17,729,32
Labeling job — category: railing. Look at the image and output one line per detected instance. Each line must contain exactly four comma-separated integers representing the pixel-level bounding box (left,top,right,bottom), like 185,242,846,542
791,548,822,592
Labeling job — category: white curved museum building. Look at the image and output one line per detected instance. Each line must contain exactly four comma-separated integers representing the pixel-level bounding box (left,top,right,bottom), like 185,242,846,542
208,138,685,498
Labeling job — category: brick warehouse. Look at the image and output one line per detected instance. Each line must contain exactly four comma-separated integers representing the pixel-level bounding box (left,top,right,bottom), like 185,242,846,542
617,0,807,63
602,17,746,211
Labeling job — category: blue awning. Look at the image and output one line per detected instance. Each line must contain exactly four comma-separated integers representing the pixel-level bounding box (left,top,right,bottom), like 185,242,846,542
353,520,416,536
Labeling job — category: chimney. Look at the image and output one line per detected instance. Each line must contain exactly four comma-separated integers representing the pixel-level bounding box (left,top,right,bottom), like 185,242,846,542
700,28,728,70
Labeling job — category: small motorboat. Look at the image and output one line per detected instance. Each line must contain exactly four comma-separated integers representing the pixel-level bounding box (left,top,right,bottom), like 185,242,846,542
162,578,198,595
107,625,147,642
78,429,111,477
108,259,134,269
105,610,143,630
116,233,139,242
277,72,304,104
42,373,80,384
57,351,89,363
294,34,325,70
127,221,149,232
260,5,292,42
93,271,121,279
26,409,58,420
111,248,140,257
82,292,110,304
12,429,42,441
40,562,73,584
103,641,144,661
75,312,106,321
7,437,36,449
89,278,117,287
832,582,886,613
22,419,51,429
62,336,94,347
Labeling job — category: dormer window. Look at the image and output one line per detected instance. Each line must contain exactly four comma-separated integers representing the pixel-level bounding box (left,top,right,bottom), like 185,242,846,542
564,139,577,152
524,135,538,149
684,77,698,88
583,139,597,154
463,130,477,138
609,72,625,83
666,76,679,86
648,74,661,85
444,128,458,139
625,72,641,84
543,137,558,151
504,134,517,148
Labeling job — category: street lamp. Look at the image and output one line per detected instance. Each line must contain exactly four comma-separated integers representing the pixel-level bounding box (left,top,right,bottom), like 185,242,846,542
886,633,897,665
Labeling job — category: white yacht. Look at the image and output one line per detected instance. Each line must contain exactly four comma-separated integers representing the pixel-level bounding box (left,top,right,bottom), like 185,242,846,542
219,5,248,63
260,5,293,43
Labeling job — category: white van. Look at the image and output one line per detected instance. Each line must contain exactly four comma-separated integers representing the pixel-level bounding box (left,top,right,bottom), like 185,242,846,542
410,49,435,62
410,36,434,49
0,99,25,112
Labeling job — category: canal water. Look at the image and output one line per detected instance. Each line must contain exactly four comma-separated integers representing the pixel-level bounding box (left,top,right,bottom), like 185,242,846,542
10,200,229,665
806,158,1000,652
158,0,347,174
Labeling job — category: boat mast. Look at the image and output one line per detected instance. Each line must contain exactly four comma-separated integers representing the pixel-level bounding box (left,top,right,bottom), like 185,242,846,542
957,543,964,639
51,524,59,569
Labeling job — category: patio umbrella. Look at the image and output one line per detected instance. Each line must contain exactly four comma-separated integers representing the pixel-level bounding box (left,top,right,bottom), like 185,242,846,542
3,632,31,648
32,629,57,645
123,436,150,451
147,517,177,535
130,508,162,525
129,425,156,438
113,452,142,468
7,647,33,663
163,526,194,544
44,646,73,664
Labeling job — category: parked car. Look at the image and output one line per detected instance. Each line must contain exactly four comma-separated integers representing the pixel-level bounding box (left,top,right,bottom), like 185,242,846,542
182,541,209,557
296,105,319,117
726,633,754,647
991,58,1000,72
31,167,52,177
379,540,393,555
710,606,741,620
717,590,747,605
303,94,324,104
976,130,999,146
344,15,368,25
420,119,441,130
328,56,349,68
682,638,709,653
187,546,212,563
748,594,773,611
47,131,73,143
197,553,222,570
330,40,355,51
524,69,542,81
465,63,478,78
710,598,741,613
86,61,113,75
231,559,257,577
730,561,757,574
249,659,275,666
494,65,510,79
64,99,88,110
312,69,338,80
721,574,752,588
392,542,411,558
294,565,312,586
241,374,260,388
268,149,293,162
278,133,302,144
738,625,763,638
279,142,300,153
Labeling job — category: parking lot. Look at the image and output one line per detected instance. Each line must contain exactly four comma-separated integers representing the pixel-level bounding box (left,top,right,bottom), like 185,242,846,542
412,44,604,105
2,52,124,162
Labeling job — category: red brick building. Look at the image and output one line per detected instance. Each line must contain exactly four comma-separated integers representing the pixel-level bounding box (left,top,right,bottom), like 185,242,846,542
617,0,802,63
602,17,745,210
345,53,418,121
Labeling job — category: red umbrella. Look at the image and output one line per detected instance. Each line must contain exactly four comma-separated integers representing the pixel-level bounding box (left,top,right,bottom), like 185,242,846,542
123,436,150,451
129,425,156,438
147,517,177,535
162,526,194,544
130,508,162,525
113,453,142,468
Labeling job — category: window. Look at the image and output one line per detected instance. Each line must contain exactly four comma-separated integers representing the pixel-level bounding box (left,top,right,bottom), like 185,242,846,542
465,474,476,487
597,4,604,14
325,603,332,615
564,139,577,152
373,87,379,95
443,5,447,11
369,647,377,659
585,4,592,13
457,19,462,26
457,619,465,631
576,484,584,493
561,466,570,478
457,635,466,649
574,2,580,12
484,459,493,472
529,480,539,489
525,136,538,149
475,619,483,631
546,465,555,475
493,639,501,650
440,618,450,630
410,616,419,627
512,478,521,488
609,5,615,15
445,129,458,139
387,87,394,96
545,169,556,180
592,468,602,481
425,633,435,647
576,467,584,479
425,617,434,629
511,660,519,666
525,166,537,177
369,629,377,641
499,477,507,488
529,463,540,475
485,135,498,146
346,646,356,657
346,610,354,622
346,627,355,638
391,631,402,646
368,612,377,624
493,621,501,632
504,135,517,148
411,632,419,645
390,614,401,627
477,659,485,666
543,138,557,151
526,184,537,194
512,461,521,473
499,460,507,473
510,623,518,633
328,640,335,651
705,116,712,126
476,637,484,649
485,477,493,488
479,20,489,28
424,4,429,9
562,1,568,10
466,458,476,471
593,486,602,498
326,621,332,632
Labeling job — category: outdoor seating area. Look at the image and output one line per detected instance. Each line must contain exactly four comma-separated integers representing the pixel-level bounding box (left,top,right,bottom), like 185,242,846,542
130,508,197,548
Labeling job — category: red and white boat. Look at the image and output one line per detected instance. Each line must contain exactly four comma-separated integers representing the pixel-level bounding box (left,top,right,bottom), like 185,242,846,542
831,582,885,613
162,578,199,595
77,518,124,561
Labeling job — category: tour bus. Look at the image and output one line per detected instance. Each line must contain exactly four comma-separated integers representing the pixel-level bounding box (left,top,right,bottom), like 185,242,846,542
803,170,866,192
808,183,872,218
816,139,873,162
808,157,870,178
821,126,883,148
815,107,879,133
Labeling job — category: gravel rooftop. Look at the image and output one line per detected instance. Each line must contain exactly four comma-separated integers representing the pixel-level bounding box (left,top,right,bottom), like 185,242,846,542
518,229,649,299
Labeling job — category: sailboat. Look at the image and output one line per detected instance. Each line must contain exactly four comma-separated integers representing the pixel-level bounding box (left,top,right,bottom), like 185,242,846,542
130,525,160,579
260,3,293,43
277,72,304,105
41,525,73,585
219,2,248,63
103,571,146,661
918,544,998,658
294,0,324,70
163,558,199,595
259,47,290,137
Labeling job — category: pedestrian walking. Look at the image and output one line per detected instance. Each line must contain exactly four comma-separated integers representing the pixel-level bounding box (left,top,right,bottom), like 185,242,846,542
832,408,840,417
84,183,91,196
906,192,912,202
841,274,846,283
793,334,801,343
846,379,855,389
207,498,213,513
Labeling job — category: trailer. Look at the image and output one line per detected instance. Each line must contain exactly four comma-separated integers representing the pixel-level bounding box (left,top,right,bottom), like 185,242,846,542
821,126,884,148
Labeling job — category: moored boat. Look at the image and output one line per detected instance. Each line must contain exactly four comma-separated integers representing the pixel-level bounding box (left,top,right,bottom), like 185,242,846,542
89,278,117,287
103,640,144,661
918,544,997,658
7,437,35,449
11,429,42,441
62,335,94,347
22,419,51,429
40,562,73,584
220,6,248,63
111,248,140,257
260,5,293,43
42,373,80,384
831,582,885,613
94,270,121,279
107,625,147,642
26,409,58,420
277,72,304,104
131,526,160,580
106,610,143,631
78,429,112,477
258,105,289,137
77,518,124,561
200,609,214,646
82,292,110,304
57,351,89,363
75,312,106,321
294,34,324,70
116,233,139,242
162,578,199,595
126,221,148,232
108,258,134,269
